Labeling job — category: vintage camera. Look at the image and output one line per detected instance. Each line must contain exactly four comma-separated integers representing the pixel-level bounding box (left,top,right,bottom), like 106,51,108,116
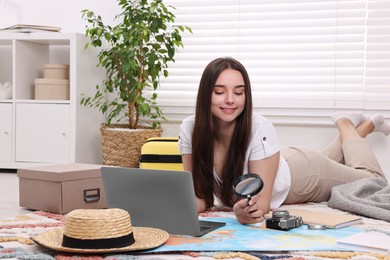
265,210,303,231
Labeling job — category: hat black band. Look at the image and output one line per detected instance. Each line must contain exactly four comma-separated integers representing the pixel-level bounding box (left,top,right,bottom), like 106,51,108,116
62,232,135,249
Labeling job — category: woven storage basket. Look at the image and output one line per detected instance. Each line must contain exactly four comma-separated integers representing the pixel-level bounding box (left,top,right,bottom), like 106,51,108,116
100,124,163,168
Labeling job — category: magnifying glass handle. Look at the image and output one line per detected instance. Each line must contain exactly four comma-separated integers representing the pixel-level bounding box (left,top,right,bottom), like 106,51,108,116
246,194,252,206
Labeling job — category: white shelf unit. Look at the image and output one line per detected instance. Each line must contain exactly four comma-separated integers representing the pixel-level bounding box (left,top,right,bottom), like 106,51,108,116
0,32,104,169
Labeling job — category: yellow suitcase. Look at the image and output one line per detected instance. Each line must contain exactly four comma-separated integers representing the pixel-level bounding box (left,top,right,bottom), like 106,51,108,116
139,137,184,171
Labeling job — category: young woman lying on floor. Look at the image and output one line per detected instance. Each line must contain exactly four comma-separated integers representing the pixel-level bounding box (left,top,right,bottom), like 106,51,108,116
178,57,389,224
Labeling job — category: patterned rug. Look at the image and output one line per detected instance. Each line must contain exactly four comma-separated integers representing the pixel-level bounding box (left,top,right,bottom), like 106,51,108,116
1,203,390,260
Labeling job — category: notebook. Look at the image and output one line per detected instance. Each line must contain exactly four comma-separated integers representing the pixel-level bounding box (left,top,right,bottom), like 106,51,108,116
101,167,226,237
337,231,390,254
287,209,362,229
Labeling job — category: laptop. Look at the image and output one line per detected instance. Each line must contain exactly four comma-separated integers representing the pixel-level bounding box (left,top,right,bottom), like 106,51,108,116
101,167,226,236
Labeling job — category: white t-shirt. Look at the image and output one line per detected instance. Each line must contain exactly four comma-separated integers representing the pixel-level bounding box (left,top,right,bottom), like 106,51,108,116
178,113,291,209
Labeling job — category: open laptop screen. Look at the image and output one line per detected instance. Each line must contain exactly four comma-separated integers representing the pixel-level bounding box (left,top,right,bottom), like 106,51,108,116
101,167,225,236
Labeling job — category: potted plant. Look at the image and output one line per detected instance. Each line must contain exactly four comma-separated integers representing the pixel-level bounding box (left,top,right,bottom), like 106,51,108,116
81,0,191,167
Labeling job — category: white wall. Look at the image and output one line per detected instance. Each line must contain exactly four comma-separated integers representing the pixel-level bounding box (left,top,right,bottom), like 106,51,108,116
0,0,119,32
2,0,389,180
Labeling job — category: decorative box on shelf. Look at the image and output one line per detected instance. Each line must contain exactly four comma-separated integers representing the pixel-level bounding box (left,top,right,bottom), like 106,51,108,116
43,64,69,79
35,63,70,100
34,78,70,100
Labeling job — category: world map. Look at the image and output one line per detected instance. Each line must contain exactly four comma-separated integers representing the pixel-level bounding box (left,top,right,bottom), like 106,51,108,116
149,216,361,253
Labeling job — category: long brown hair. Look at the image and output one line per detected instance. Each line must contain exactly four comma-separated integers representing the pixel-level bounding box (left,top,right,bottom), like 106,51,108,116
192,57,253,209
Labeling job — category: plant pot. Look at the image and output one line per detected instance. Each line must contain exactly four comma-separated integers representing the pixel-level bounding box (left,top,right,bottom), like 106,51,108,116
100,124,163,168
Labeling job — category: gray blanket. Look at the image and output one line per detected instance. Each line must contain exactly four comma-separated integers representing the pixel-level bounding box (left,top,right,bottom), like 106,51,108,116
328,177,390,222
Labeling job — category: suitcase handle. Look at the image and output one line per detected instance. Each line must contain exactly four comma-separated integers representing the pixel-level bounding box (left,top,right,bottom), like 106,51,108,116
83,188,101,203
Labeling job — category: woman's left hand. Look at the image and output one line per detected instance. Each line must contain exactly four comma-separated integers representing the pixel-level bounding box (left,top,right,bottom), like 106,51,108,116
233,195,264,224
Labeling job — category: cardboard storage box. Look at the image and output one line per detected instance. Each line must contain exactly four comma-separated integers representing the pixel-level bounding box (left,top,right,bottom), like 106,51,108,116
34,78,70,100
17,163,107,214
43,64,69,79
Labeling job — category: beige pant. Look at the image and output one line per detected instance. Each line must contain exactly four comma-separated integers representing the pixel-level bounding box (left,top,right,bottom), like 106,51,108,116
281,136,385,204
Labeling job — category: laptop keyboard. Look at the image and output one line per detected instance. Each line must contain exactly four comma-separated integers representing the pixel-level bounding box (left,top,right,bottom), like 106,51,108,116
200,225,212,232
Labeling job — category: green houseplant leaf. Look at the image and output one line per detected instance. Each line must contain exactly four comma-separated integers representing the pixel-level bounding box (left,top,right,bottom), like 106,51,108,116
81,0,192,129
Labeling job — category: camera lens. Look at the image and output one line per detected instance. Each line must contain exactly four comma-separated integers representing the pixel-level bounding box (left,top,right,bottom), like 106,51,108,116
272,210,290,220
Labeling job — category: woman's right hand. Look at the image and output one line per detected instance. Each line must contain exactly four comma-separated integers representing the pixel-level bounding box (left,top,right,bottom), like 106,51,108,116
233,195,264,224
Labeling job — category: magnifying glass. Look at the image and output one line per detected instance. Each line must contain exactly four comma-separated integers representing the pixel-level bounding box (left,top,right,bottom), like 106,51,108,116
233,173,264,204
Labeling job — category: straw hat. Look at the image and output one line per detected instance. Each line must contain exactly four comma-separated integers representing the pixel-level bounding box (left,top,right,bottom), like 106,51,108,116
32,208,169,253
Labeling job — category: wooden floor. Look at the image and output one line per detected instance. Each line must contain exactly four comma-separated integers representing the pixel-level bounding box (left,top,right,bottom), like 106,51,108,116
0,170,31,219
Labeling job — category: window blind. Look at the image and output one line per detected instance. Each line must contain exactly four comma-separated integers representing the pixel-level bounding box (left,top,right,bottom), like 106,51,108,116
156,0,390,124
